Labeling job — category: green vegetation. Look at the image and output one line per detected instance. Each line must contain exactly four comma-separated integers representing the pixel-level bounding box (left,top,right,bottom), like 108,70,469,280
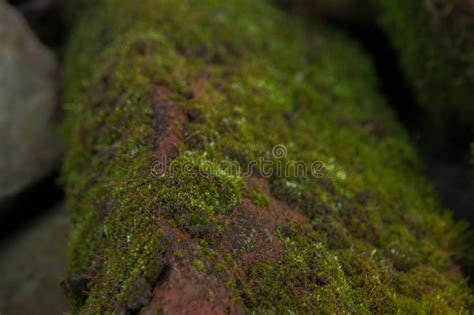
62,0,473,313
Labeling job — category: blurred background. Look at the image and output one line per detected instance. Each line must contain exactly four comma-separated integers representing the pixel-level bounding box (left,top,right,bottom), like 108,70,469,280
0,0,67,313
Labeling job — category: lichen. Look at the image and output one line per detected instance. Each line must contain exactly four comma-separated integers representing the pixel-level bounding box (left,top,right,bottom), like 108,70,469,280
62,0,473,313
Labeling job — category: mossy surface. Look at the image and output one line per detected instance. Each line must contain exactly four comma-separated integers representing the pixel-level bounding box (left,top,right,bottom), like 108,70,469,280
63,0,473,313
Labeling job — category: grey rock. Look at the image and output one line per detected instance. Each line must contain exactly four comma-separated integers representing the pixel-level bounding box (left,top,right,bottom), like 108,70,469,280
0,0,60,200
0,203,69,314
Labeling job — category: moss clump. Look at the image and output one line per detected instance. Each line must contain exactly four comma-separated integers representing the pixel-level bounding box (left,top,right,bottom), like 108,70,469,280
63,0,473,313
155,152,243,237
193,259,206,273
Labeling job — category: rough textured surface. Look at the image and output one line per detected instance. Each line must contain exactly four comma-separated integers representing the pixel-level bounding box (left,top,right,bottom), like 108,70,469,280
62,0,473,313
0,0,60,202
0,203,69,314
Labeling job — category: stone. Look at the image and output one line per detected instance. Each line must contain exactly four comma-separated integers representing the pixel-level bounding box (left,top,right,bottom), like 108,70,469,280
0,203,69,314
0,0,60,202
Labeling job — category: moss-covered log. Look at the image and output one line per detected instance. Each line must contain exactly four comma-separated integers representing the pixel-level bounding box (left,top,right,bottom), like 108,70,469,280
62,0,473,313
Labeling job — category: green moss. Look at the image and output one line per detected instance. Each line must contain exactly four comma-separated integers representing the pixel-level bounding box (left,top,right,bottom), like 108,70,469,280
63,0,473,313
193,259,206,273
241,224,363,313
244,185,271,209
